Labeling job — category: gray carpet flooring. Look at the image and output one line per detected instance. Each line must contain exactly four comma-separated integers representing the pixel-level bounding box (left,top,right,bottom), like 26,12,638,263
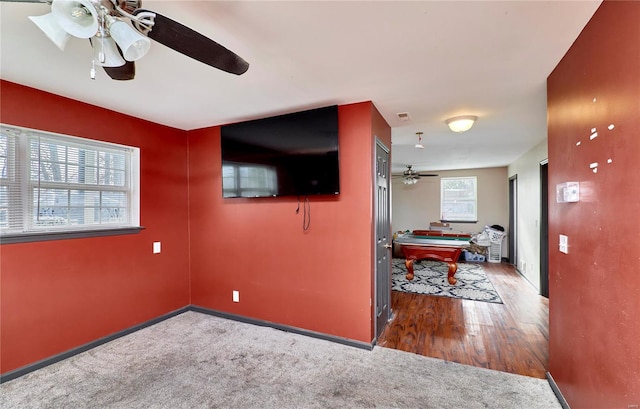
0,311,561,408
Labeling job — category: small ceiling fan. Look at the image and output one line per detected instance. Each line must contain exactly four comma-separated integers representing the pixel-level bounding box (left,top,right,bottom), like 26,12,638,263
392,165,438,185
6,0,249,80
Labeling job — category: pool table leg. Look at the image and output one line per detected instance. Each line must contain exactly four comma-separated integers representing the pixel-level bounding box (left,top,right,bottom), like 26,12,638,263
447,262,458,285
405,259,415,280
405,258,458,285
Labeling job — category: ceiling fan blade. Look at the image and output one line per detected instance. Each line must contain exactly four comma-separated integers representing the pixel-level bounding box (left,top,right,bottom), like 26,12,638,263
133,9,249,75
103,62,136,81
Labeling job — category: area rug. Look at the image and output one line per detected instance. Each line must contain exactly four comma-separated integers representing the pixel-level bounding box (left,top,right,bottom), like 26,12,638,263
392,259,503,304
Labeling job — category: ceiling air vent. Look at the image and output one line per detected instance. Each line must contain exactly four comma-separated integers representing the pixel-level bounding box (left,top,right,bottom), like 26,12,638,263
396,112,411,121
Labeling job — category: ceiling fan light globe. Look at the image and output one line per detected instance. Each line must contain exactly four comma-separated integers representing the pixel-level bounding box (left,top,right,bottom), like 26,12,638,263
28,13,71,50
92,36,126,67
51,0,99,39
109,19,151,61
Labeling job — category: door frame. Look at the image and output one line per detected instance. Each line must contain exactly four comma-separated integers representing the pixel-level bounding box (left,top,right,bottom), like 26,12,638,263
508,175,518,266
539,159,549,298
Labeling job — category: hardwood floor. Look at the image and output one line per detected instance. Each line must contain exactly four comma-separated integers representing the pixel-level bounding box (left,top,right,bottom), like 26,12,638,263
377,261,549,379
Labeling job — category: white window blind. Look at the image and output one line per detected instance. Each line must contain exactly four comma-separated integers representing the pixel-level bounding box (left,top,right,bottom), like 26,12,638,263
440,176,478,222
0,124,140,236
0,127,20,230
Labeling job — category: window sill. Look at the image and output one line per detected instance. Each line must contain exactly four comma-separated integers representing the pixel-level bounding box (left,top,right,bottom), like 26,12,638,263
0,227,145,244
440,220,478,224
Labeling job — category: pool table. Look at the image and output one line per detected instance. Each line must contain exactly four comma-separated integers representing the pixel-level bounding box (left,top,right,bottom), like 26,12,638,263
395,230,471,285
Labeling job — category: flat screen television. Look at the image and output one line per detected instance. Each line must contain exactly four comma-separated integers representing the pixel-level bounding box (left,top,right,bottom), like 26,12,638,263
221,105,339,198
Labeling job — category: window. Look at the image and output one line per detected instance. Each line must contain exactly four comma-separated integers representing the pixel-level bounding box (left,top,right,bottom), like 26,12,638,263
440,176,477,222
0,124,140,240
222,163,277,198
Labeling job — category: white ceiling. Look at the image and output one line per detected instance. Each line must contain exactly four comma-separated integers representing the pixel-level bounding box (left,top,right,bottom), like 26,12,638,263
0,0,602,173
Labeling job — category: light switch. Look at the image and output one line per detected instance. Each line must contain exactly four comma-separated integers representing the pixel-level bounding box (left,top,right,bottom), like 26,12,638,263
559,235,568,254
153,241,161,254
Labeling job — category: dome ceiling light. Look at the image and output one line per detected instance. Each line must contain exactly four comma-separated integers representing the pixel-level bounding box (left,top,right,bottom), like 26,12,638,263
445,115,477,133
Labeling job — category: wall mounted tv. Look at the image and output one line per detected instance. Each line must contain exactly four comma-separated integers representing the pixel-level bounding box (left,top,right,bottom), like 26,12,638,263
221,105,340,198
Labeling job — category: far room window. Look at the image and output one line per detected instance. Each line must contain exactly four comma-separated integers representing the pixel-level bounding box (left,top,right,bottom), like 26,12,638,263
440,176,477,222
0,124,140,240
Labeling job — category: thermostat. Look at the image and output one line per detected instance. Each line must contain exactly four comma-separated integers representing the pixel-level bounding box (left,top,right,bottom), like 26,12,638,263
556,182,580,203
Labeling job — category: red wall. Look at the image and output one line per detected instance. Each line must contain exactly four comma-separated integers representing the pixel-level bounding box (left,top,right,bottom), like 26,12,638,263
547,1,640,407
0,81,191,374
0,80,391,374
188,102,391,343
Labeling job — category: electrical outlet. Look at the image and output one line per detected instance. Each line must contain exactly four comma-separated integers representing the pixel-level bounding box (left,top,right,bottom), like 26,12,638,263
521,261,526,272
529,263,534,272
153,241,161,254
232,290,239,303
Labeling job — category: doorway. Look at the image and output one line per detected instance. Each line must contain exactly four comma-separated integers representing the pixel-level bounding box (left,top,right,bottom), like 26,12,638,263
539,160,549,298
508,175,518,266
374,140,391,339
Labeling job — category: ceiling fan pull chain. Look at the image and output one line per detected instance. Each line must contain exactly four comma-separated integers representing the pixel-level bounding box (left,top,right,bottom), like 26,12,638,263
98,16,106,64
90,59,96,80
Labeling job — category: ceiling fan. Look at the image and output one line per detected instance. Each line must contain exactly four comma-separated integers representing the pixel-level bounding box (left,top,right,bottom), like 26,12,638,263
6,0,249,80
392,165,438,185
